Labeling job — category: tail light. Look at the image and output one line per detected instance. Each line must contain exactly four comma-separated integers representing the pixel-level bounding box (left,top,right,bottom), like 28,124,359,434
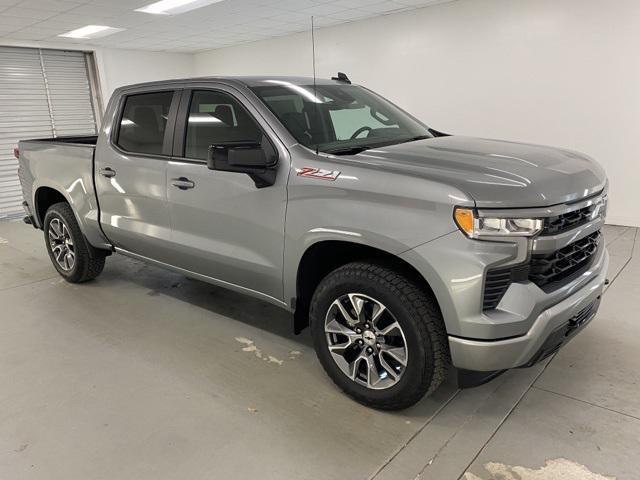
13,147,19,159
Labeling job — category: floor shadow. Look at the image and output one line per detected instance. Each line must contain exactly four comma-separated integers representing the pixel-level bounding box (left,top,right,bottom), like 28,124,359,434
99,255,313,348
86,254,459,411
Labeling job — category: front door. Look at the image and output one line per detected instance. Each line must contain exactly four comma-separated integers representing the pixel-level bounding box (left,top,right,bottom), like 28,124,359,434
95,89,179,262
166,87,289,302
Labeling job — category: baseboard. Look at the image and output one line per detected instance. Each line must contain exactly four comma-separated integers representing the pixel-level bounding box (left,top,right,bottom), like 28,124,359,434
605,217,640,228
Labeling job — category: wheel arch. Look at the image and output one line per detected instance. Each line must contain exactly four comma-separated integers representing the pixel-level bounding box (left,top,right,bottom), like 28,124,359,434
34,185,72,227
293,240,443,334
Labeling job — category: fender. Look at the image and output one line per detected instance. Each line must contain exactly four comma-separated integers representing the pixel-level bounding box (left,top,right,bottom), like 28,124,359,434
32,179,110,250
283,227,413,306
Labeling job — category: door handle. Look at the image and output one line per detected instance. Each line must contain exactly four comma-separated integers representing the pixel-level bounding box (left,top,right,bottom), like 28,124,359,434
171,177,195,190
99,167,116,178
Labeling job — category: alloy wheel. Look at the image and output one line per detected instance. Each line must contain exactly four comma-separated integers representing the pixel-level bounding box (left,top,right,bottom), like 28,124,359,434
324,293,408,390
48,218,75,271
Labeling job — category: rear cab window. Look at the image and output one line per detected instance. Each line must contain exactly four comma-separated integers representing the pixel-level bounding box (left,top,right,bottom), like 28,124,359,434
116,91,175,155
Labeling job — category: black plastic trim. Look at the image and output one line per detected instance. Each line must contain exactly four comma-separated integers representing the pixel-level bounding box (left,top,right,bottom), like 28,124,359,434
518,297,600,368
20,135,98,146
541,203,598,236
482,263,529,310
482,230,602,310
529,231,601,291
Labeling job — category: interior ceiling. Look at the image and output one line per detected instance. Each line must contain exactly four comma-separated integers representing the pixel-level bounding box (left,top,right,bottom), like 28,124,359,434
0,0,455,53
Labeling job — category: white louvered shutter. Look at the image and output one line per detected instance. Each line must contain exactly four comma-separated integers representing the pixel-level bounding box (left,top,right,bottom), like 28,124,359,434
0,47,51,218
40,49,97,136
0,46,98,219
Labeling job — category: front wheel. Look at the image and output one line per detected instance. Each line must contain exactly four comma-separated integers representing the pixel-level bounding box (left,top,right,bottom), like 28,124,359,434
310,262,449,410
44,202,106,283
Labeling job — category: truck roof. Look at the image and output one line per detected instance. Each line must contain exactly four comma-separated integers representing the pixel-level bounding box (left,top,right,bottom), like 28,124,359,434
115,76,351,93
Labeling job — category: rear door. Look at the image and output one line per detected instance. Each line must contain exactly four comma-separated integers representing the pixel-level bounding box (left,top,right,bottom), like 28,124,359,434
95,88,179,262
166,85,290,302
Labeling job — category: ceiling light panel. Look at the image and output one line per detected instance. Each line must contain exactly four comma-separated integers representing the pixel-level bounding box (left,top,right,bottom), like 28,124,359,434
135,0,225,15
58,25,125,39
0,0,457,52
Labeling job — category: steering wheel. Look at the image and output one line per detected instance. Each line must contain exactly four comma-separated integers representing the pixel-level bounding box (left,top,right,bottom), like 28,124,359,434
350,126,373,140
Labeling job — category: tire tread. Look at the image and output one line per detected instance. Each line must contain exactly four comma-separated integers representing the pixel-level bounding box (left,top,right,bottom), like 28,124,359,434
44,202,106,283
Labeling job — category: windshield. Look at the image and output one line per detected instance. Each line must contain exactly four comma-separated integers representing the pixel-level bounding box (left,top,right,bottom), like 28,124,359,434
250,82,432,154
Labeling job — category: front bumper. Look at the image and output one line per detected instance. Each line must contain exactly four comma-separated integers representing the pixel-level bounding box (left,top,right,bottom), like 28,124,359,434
400,197,608,373
448,248,608,371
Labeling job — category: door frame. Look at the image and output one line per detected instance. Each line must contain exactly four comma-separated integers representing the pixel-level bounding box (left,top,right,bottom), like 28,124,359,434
109,87,182,160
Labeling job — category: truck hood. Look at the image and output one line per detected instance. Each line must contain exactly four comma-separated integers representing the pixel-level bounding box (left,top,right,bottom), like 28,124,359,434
354,136,607,208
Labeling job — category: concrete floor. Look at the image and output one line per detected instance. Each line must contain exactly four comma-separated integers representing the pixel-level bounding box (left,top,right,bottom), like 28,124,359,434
0,220,638,480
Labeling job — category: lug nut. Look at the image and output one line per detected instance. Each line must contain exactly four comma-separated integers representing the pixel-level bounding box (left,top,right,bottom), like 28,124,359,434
376,343,381,348
366,347,373,354
364,323,370,329
355,328,362,334
357,339,364,345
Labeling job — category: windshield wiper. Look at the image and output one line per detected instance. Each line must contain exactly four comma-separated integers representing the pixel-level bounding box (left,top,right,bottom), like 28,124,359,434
325,135,432,156
325,145,373,156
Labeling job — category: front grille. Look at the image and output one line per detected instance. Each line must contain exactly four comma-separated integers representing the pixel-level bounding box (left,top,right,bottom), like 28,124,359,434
529,231,601,290
542,204,596,235
483,231,601,310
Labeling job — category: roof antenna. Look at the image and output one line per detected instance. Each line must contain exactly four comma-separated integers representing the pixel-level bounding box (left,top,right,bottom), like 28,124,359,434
311,16,319,155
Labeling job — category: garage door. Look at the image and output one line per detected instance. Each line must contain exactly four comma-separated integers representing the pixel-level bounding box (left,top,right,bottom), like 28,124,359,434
0,47,99,219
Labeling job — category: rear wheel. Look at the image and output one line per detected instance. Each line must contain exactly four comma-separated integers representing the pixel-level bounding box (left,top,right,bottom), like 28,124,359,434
44,202,106,283
310,261,449,410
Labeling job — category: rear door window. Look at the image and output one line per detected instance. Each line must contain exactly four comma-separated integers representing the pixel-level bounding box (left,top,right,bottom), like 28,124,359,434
117,91,175,155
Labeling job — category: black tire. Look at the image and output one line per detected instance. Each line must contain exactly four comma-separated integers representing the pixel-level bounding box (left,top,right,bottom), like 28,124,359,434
310,261,449,410
43,202,106,283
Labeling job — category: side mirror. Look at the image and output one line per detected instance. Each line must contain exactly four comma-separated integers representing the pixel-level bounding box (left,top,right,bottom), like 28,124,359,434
207,136,278,188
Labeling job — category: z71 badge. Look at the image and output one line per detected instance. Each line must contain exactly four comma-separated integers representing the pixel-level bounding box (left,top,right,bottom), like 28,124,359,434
297,167,341,181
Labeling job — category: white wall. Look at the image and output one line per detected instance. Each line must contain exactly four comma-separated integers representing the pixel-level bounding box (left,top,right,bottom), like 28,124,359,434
194,0,640,227
95,48,194,107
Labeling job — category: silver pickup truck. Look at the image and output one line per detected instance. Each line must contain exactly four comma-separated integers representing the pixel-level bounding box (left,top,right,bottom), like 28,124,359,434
17,75,609,409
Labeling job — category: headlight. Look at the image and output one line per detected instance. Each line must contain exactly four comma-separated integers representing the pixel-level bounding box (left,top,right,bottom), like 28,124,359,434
454,207,542,238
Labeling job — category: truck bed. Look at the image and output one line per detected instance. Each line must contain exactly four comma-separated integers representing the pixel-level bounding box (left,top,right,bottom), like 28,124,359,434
17,135,108,249
20,135,98,146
